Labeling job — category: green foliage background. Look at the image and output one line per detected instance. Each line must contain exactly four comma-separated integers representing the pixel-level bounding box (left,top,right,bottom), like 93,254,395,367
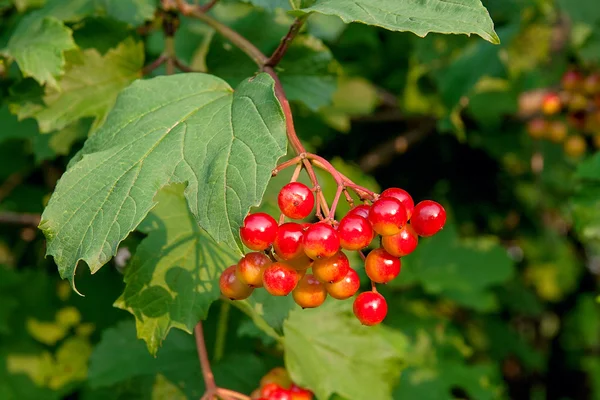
0,0,599,399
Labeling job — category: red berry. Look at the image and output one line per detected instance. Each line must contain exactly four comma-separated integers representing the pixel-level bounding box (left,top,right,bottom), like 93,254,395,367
411,200,446,237
368,197,407,236
240,213,278,251
380,188,414,220
346,204,370,219
292,274,327,308
261,383,282,398
273,222,305,260
302,223,340,259
353,291,387,326
236,252,271,287
219,265,253,300
541,92,561,115
263,262,300,296
312,251,350,283
562,69,583,91
290,384,313,400
381,224,418,257
278,182,314,220
364,248,401,283
337,215,373,250
325,268,360,300
269,388,292,400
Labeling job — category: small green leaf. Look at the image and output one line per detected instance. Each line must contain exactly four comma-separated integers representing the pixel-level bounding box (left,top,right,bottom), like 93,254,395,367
39,72,287,291
2,16,76,88
15,38,144,133
97,0,157,26
293,0,499,44
114,184,238,355
284,300,404,400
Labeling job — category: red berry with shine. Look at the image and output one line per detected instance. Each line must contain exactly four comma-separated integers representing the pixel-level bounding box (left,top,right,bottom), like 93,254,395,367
353,291,388,326
368,197,407,236
236,252,271,287
261,383,283,398
312,251,350,283
220,265,253,300
273,222,305,260
290,384,313,400
325,268,360,300
269,388,292,400
337,215,373,250
364,248,401,283
278,182,314,220
346,204,370,219
381,224,418,257
411,200,446,237
292,274,327,308
541,92,561,115
263,262,300,296
240,213,278,251
303,223,340,259
380,188,414,220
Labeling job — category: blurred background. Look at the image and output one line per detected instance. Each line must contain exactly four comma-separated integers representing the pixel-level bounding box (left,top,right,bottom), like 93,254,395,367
1,0,600,399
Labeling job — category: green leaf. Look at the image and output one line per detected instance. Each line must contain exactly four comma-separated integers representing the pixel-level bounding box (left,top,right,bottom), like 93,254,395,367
293,0,499,44
278,35,339,111
2,16,76,88
284,300,405,400
97,0,157,26
240,0,293,12
557,0,600,26
30,120,90,163
12,0,46,12
15,38,144,133
39,72,287,291
114,184,238,355
393,224,514,311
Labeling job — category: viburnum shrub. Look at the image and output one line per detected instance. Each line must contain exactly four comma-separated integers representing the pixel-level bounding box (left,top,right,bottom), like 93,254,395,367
220,154,446,325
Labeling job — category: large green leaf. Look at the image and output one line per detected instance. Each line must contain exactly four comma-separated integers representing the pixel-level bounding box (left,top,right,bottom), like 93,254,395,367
393,224,514,311
39,72,287,291
15,38,144,133
114,184,238,355
1,16,76,88
284,301,406,400
294,0,499,44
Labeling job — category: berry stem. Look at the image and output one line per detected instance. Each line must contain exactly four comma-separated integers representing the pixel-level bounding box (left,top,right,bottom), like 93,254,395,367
290,163,302,182
272,155,302,176
194,322,217,394
213,301,230,362
217,388,251,400
343,188,354,206
264,15,308,68
328,184,344,220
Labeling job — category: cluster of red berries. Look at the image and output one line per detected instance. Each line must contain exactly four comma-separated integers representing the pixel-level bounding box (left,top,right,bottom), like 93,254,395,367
250,367,312,400
527,69,600,157
219,181,446,326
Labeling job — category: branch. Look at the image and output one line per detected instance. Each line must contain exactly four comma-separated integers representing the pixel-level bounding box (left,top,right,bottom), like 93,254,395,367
0,212,41,226
194,322,218,398
264,16,307,68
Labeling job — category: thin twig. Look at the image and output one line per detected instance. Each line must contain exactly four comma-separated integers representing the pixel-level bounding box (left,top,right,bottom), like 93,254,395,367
199,0,219,12
0,212,41,226
174,58,195,72
264,16,307,68
194,322,217,394
141,54,168,75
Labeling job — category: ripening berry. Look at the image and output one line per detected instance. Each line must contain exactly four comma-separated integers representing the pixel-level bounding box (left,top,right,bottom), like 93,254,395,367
263,262,300,296
411,200,446,237
564,135,587,158
325,268,360,300
368,197,407,236
353,291,388,326
584,73,600,94
303,223,340,259
568,93,588,112
273,222,305,260
527,118,547,139
261,383,284,398
541,92,561,115
236,252,271,287
292,274,327,308
312,251,350,283
381,224,418,257
346,204,370,219
220,265,253,300
546,120,568,143
260,367,291,389
290,384,314,400
278,182,315,220
380,187,414,220
364,248,401,283
269,387,292,400
240,213,278,251
337,215,373,250
562,69,583,91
